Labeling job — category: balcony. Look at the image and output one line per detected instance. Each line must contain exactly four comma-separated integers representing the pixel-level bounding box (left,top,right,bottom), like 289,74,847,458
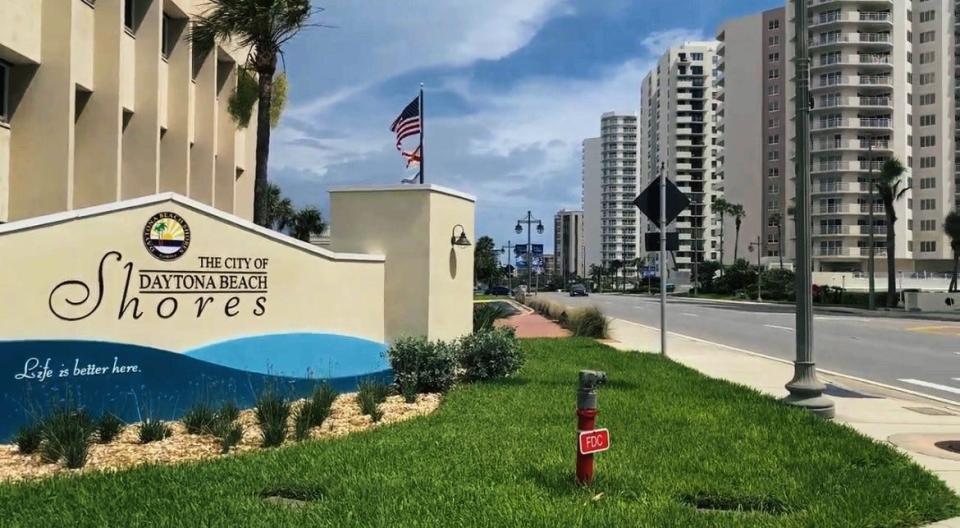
812,182,870,194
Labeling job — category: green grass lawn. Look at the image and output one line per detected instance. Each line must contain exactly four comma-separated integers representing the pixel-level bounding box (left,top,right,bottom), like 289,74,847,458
1,339,957,527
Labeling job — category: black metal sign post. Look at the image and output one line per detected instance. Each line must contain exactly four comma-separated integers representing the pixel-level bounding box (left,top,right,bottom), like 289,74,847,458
634,166,691,357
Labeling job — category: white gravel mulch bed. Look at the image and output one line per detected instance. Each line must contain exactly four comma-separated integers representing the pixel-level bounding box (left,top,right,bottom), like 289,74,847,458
0,392,441,483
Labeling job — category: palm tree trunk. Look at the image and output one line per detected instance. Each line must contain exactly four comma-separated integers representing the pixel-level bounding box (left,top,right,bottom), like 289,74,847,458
885,207,897,308
734,226,741,262
951,251,959,293
253,64,276,227
719,213,725,270
778,223,784,269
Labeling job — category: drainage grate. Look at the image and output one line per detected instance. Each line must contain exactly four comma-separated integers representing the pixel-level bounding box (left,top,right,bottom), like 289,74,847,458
904,406,956,417
261,486,323,508
935,441,960,454
679,493,791,515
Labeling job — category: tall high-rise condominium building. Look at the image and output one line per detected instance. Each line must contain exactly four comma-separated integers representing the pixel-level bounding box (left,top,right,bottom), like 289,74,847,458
554,209,586,281
640,42,721,274
716,8,790,267
784,0,959,273
0,0,258,223
596,112,639,273
581,137,603,270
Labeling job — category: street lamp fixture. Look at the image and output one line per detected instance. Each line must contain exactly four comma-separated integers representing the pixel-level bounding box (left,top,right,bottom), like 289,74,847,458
515,211,544,294
451,224,472,247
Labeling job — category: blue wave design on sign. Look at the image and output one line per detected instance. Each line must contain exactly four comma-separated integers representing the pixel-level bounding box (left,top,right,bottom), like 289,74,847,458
0,335,391,441
183,333,389,379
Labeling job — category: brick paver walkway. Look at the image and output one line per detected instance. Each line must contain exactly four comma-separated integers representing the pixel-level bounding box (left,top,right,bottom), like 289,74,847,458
495,311,570,338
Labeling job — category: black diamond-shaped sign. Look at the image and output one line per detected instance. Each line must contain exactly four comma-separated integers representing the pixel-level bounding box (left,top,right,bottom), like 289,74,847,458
633,177,691,229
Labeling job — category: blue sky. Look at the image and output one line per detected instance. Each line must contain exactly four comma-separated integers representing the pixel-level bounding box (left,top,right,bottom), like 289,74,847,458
270,0,781,254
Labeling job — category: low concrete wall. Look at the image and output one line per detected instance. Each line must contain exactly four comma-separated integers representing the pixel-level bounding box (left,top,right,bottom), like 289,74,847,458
904,292,960,313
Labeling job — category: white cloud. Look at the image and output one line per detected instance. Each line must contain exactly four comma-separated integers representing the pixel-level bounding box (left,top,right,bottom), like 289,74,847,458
271,22,708,247
285,0,571,119
640,27,709,54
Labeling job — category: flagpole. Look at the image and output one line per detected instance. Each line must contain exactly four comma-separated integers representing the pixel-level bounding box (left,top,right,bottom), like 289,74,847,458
419,83,425,185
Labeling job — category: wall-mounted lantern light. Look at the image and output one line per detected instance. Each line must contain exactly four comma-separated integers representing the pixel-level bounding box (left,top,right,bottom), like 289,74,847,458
451,224,472,247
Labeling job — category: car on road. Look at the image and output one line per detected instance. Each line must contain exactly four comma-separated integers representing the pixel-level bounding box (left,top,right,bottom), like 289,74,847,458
485,285,512,296
569,284,588,297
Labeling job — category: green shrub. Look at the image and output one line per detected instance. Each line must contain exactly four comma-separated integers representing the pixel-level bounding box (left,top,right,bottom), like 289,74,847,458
211,419,243,454
40,407,94,467
400,382,418,404
306,383,338,427
14,422,42,454
568,307,609,338
139,418,172,444
95,413,124,444
387,337,458,394
760,268,796,301
216,401,240,424
458,328,524,381
473,302,511,332
357,379,389,422
182,403,218,435
255,390,290,448
292,403,314,442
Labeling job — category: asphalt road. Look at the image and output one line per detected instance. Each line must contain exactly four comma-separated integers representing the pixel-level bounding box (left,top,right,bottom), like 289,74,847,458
541,292,960,403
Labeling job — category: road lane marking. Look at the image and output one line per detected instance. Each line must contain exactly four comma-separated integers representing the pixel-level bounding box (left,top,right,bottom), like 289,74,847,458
899,379,960,396
611,318,960,407
681,313,699,317
907,325,960,337
764,324,794,331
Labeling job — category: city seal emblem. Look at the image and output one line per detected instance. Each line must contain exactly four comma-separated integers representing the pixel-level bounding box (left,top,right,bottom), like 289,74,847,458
143,212,191,261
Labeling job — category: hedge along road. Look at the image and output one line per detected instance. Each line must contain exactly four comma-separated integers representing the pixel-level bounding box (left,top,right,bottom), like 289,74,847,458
0,339,956,527
542,292,960,403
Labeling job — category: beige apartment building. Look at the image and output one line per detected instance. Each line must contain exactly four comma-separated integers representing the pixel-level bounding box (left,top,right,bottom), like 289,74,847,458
553,209,586,282
782,0,909,272
716,8,790,267
581,137,602,270
595,112,639,274
0,0,257,224
640,42,721,274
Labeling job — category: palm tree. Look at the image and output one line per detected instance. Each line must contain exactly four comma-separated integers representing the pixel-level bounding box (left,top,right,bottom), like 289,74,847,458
712,197,731,268
769,212,784,269
289,207,327,242
875,158,909,307
263,182,295,231
633,257,644,292
609,260,623,292
730,203,746,262
946,212,960,292
192,0,318,227
589,264,604,293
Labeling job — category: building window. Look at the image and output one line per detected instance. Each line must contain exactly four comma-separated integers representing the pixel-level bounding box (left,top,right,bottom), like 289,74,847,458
162,14,175,59
124,0,135,32
920,241,937,253
0,61,8,124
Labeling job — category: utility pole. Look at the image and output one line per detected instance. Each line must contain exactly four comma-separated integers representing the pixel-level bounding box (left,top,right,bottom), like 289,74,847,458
515,212,544,294
866,136,876,310
785,0,834,418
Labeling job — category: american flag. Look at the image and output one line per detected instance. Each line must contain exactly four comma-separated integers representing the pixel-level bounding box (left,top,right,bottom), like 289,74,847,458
390,95,421,153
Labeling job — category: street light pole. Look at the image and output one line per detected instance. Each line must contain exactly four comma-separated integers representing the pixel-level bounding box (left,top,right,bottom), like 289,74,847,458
866,137,876,310
786,0,834,418
500,241,515,292
516,211,544,294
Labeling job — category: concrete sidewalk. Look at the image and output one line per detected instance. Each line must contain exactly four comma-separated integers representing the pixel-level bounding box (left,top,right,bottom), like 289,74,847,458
604,318,960,527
